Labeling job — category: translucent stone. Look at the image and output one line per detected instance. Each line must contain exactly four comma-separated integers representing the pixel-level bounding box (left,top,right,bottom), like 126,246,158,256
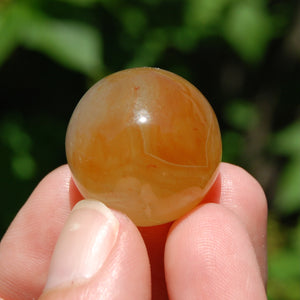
66,67,222,226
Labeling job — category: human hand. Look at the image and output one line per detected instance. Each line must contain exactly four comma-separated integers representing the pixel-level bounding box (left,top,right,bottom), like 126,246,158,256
0,162,267,299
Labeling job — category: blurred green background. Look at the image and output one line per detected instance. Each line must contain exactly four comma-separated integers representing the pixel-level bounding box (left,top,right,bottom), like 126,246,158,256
0,0,299,299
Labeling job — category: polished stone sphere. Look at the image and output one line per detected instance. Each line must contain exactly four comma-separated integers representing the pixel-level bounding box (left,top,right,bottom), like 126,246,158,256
66,67,222,226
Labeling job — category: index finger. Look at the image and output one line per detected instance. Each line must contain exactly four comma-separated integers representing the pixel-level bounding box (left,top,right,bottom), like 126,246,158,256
0,165,80,300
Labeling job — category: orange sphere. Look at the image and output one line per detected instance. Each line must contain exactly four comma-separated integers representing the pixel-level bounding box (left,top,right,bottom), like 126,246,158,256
66,67,222,226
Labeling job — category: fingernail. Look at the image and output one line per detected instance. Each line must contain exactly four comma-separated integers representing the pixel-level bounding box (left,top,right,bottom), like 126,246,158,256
44,200,119,291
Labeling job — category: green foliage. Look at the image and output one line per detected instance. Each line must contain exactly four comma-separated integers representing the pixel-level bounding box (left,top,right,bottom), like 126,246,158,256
58,0,101,6
223,2,274,63
225,99,259,131
268,216,300,300
0,117,37,180
185,0,276,62
0,0,299,299
222,99,260,163
221,130,245,163
274,157,300,215
272,121,300,157
271,122,300,215
24,18,102,77
0,0,282,74
0,3,19,65
0,2,103,77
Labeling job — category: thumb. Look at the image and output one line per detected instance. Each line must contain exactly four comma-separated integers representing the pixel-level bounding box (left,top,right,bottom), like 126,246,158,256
39,200,151,300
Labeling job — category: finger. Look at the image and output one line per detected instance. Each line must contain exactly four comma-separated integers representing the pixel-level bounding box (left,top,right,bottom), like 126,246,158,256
0,166,151,300
165,163,268,299
165,203,267,300
0,165,77,300
204,163,268,282
138,163,268,299
39,200,151,300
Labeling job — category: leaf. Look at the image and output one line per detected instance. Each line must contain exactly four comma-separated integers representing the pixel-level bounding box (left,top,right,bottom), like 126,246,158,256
12,153,36,180
120,6,147,38
269,249,300,280
0,119,32,154
224,99,259,131
22,17,103,77
0,3,103,76
184,0,232,27
0,4,19,65
268,248,300,300
271,120,300,156
57,0,100,6
57,0,116,7
0,117,36,181
223,2,273,63
126,29,167,68
274,157,300,215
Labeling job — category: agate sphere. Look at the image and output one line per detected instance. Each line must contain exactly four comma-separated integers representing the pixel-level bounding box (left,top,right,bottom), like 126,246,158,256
66,67,222,226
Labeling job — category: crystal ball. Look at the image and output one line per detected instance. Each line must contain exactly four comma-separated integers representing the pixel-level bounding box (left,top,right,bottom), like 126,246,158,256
66,67,222,226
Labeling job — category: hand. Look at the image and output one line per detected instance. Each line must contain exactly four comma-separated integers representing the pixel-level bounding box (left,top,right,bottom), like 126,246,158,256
0,163,267,300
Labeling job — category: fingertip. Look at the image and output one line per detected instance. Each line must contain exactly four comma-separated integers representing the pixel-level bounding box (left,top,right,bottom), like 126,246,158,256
220,162,267,212
165,203,267,300
40,201,151,300
43,200,120,292
218,163,268,283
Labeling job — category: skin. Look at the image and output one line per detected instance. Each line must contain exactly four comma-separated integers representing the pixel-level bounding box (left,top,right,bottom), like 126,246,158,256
0,162,268,299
